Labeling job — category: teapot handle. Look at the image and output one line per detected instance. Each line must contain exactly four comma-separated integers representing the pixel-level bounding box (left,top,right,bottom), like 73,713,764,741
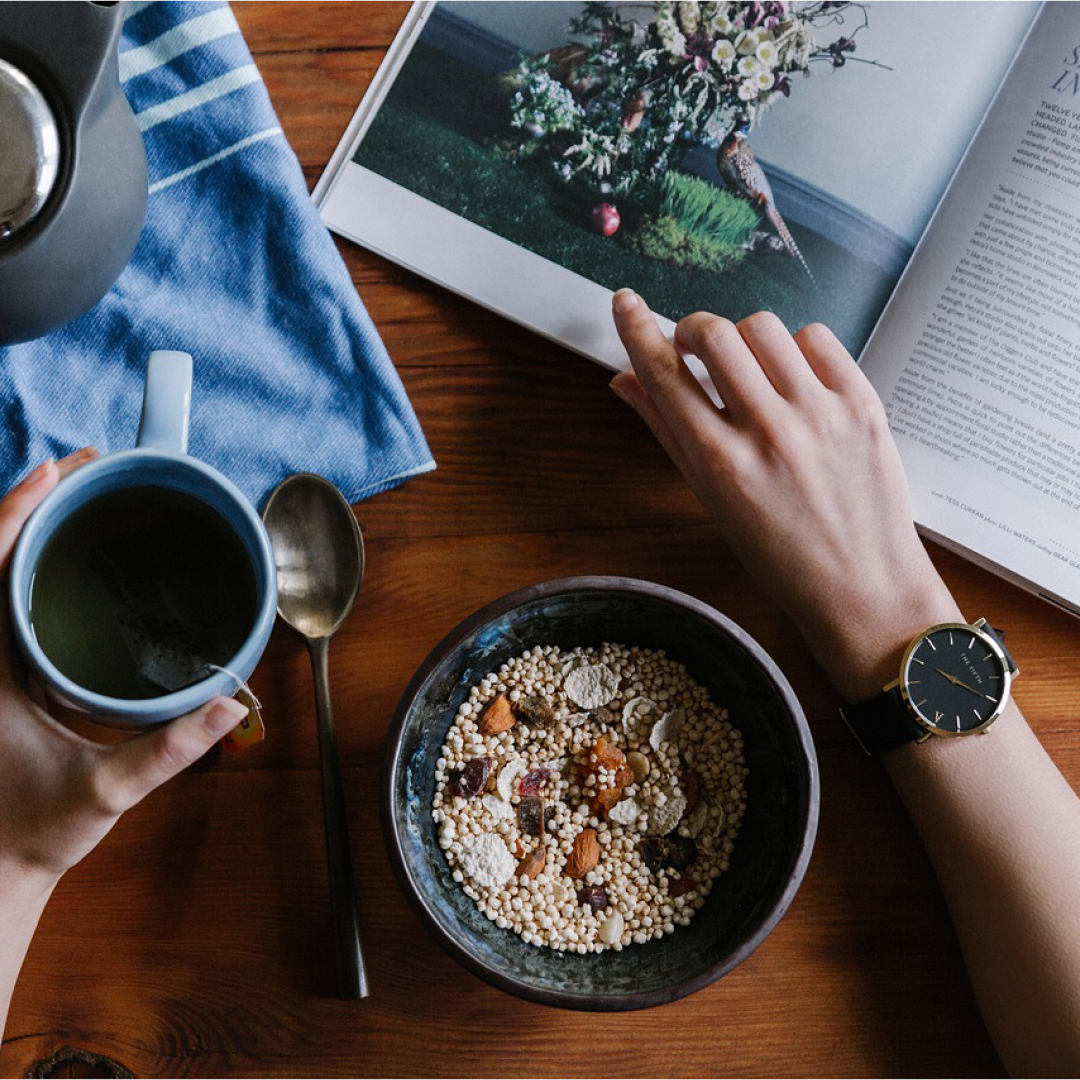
137,351,192,455
3,0,126,116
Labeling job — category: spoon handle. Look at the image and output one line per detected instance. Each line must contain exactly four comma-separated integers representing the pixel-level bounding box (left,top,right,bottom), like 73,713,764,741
308,636,369,999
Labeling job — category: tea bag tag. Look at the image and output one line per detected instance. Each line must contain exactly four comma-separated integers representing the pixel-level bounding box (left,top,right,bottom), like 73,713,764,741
204,664,265,751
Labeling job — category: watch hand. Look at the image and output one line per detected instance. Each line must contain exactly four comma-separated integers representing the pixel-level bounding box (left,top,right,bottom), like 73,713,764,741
935,668,983,696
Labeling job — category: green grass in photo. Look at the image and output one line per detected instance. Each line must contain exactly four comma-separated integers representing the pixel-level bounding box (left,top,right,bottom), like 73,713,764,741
622,172,761,273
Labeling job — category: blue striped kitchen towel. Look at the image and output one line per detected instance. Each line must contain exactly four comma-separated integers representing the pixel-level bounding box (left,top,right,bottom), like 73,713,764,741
0,0,435,506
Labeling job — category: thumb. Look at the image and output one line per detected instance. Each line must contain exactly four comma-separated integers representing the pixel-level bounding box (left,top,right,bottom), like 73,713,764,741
100,697,248,812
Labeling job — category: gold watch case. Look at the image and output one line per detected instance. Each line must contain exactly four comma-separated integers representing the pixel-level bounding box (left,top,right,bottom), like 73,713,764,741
885,619,1015,740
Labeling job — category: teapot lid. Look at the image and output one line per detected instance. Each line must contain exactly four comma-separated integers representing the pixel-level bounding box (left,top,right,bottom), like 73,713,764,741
0,58,60,241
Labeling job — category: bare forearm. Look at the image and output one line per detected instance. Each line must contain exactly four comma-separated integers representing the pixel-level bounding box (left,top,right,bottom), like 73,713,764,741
0,868,55,1042
882,703,1080,1076
608,297,1080,1076
828,595,1080,1075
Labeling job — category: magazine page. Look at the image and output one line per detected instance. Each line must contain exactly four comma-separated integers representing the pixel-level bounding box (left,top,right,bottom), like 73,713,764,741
860,2,1080,615
317,2,1035,369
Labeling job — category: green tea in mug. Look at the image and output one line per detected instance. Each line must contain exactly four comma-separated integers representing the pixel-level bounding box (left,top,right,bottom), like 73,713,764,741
29,486,258,699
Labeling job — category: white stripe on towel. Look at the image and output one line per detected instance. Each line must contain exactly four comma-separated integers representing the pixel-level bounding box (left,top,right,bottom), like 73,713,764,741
148,125,283,194
136,64,261,132
120,7,240,82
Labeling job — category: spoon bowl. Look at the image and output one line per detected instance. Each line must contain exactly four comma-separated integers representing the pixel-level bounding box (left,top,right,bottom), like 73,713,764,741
266,474,364,640
263,472,369,999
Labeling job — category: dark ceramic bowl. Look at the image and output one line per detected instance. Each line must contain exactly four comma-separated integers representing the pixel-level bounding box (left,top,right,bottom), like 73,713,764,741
381,577,819,1010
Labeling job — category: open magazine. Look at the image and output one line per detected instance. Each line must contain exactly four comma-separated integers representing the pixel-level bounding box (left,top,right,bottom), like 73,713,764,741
316,2,1080,616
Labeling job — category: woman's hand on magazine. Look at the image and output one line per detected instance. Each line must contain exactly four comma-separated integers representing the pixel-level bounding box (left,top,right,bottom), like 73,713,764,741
609,290,961,702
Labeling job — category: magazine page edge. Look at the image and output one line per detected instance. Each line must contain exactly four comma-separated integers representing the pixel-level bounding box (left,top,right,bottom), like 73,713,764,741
312,1,436,209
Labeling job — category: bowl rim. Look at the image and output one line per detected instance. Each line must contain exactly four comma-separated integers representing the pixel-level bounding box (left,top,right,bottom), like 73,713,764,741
380,575,820,1011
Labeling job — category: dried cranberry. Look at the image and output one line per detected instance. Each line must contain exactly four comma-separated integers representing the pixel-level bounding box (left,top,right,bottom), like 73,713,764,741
518,768,550,796
452,756,493,798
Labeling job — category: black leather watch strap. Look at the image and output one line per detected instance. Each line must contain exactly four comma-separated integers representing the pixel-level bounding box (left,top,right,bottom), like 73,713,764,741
841,621,1016,755
841,688,928,755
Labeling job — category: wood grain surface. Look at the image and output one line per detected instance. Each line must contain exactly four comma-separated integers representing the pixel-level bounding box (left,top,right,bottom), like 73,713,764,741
2,4,1078,1077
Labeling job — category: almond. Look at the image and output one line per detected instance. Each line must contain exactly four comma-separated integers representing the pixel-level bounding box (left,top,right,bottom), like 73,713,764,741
516,848,545,880
478,693,515,736
565,827,600,878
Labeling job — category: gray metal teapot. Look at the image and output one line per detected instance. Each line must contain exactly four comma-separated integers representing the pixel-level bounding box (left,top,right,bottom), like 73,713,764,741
0,1,147,345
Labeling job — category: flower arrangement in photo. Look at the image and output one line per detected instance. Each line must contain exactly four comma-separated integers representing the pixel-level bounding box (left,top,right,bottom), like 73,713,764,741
497,2,881,272
502,2,873,198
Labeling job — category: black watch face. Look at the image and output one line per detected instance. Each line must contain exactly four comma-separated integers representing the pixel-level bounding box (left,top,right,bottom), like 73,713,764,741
902,625,1009,735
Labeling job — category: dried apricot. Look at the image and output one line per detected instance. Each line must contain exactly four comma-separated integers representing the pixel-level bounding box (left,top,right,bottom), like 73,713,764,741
590,734,625,771
591,787,623,814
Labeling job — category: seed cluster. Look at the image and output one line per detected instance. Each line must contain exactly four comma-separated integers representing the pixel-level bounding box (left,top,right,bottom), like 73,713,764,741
431,643,748,952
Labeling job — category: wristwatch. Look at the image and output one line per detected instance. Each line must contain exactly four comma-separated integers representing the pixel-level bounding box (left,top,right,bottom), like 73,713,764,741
841,619,1019,754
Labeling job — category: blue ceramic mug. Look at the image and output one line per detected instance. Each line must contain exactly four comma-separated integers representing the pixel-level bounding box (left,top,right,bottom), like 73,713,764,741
9,351,277,727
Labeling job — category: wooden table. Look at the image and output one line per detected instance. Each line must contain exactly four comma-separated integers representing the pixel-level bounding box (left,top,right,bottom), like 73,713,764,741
3,4,1078,1076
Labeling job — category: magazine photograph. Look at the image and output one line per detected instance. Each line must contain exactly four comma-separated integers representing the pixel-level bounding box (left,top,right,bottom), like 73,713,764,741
318,1,1034,362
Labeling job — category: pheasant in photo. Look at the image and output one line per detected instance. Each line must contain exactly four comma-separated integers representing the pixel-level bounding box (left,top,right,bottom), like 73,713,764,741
717,117,814,282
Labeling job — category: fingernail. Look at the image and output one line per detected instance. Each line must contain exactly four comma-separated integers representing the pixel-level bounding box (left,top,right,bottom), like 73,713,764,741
204,697,248,737
59,446,98,466
612,289,639,315
21,460,54,488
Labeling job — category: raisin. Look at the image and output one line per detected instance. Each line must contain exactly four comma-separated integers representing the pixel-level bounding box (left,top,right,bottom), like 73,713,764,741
639,837,668,874
518,768,550,796
639,835,698,874
518,795,546,836
682,769,702,812
579,885,610,913
515,695,556,728
450,756,493,798
666,834,698,871
668,874,698,898
544,804,559,833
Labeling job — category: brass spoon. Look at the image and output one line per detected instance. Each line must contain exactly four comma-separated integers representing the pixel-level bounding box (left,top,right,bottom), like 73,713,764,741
262,473,368,999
